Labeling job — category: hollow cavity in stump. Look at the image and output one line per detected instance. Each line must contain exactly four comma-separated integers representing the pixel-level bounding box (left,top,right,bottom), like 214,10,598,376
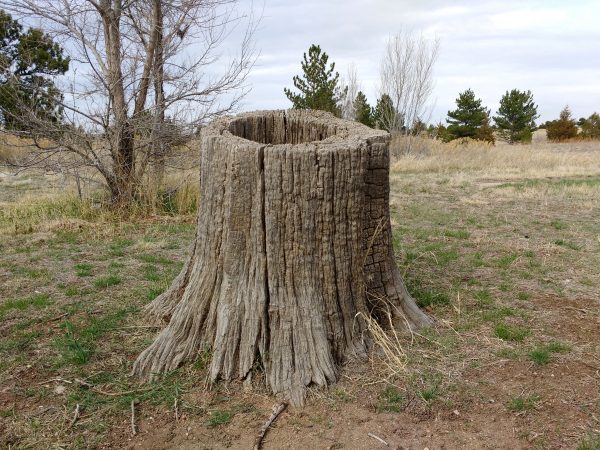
132,109,432,405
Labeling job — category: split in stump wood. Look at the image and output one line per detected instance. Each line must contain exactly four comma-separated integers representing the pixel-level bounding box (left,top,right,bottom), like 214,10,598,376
132,109,432,406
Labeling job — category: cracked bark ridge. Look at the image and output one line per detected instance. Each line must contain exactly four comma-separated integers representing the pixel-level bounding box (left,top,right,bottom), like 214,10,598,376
132,109,432,405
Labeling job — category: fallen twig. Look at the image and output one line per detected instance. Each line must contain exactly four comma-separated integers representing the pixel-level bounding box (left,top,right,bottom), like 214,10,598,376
253,400,288,450
131,400,137,436
367,432,389,447
46,312,70,323
174,397,179,421
68,404,80,428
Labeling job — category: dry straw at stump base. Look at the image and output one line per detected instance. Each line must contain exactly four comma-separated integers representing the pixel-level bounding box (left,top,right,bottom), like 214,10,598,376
132,109,432,406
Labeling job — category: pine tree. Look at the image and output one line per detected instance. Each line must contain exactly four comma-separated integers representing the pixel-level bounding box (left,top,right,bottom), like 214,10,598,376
0,10,69,130
354,91,373,127
546,106,577,142
372,94,399,132
284,44,342,117
493,89,539,144
580,113,600,139
446,89,493,142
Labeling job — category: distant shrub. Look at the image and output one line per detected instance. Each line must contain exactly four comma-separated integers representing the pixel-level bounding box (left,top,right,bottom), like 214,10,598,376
580,112,600,139
546,106,577,142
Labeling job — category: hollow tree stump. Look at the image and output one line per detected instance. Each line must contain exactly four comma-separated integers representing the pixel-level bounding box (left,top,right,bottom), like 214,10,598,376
132,110,432,405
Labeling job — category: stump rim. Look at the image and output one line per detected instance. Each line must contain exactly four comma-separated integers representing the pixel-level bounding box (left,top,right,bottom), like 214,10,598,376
201,109,390,150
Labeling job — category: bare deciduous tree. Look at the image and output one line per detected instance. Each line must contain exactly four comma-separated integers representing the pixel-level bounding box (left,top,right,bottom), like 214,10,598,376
379,30,439,138
338,63,359,121
3,0,257,204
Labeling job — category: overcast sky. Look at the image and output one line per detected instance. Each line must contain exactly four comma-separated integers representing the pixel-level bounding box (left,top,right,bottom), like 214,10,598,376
236,0,600,123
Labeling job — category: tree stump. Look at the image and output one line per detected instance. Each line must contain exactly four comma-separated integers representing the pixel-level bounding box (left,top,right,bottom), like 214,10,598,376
132,110,432,405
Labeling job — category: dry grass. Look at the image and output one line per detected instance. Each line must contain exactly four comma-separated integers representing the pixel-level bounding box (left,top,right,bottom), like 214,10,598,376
0,167,199,234
0,134,30,164
391,136,600,179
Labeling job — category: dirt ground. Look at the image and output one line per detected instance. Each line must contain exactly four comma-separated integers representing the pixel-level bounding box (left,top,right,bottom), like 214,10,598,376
1,141,600,449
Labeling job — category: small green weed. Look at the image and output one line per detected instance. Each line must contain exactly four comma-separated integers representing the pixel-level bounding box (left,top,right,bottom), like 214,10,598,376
554,239,581,250
550,219,567,230
528,348,551,365
376,386,405,413
64,286,80,297
141,264,161,282
94,275,122,288
146,284,166,301
419,386,438,404
75,263,93,277
494,322,530,342
474,288,493,306
496,253,519,269
406,277,450,308
207,410,234,427
108,238,134,257
482,307,516,322
528,341,570,365
508,393,540,412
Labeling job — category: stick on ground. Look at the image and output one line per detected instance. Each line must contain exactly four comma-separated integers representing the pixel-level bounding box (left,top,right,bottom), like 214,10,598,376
69,403,80,428
253,400,288,450
131,400,137,435
367,432,389,447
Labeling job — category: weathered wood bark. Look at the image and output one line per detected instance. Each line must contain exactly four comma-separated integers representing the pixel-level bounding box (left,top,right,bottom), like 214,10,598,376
132,110,432,405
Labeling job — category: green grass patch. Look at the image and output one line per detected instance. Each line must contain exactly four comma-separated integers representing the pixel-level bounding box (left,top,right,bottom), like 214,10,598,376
474,288,493,306
554,239,582,250
550,219,567,230
418,385,438,404
482,307,516,322
146,284,167,301
494,322,530,342
108,238,134,257
517,292,530,301
141,264,161,282
376,385,405,413
508,393,540,412
74,262,94,277
496,253,519,269
94,274,122,288
407,279,450,308
443,229,470,239
54,308,131,366
0,293,51,319
207,410,234,427
528,341,571,365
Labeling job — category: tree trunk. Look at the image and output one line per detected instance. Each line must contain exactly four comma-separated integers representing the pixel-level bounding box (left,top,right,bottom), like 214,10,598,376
132,110,431,405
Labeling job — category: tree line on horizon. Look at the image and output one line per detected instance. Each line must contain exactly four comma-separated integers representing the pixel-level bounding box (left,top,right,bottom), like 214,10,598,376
283,44,600,145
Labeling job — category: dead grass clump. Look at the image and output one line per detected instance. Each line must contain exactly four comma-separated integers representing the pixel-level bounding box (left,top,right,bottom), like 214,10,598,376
137,171,199,216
